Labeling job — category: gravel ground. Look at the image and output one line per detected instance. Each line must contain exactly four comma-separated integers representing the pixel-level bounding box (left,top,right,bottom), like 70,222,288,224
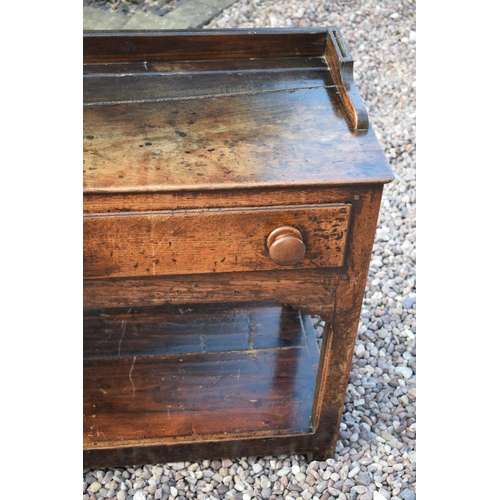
83,1,416,499
83,0,178,16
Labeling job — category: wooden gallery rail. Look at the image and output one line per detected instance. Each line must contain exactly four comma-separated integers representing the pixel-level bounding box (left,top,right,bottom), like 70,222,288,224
83,27,393,468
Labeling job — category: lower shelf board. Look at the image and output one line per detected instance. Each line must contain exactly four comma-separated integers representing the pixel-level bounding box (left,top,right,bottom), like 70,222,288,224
84,303,321,449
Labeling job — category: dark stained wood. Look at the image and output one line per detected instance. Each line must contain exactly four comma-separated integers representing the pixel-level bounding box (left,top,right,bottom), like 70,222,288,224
83,59,335,105
84,306,319,442
303,313,321,377
84,432,316,470
324,28,369,130
84,348,315,441
83,204,350,279
249,306,306,350
83,302,309,358
83,29,327,63
83,27,393,466
84,56,331,77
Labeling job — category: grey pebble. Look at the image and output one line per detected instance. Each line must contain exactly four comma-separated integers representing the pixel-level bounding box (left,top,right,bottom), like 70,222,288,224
234,482,246,491
356,472,372,486
395,366,413,379
261,487,272,499
102,471,114,484
348,467,360,478
402,296,415,309
377,328,388,339
399,488,416,500
316,480,328,493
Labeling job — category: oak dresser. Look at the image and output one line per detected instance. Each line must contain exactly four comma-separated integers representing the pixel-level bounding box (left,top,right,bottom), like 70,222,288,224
83,27,393,468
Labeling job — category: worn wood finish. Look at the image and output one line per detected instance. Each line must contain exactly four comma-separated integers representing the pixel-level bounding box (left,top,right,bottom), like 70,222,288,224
83,204,350,279
83,88,389,194
83,268,338,317
83,28,393,466
310,187,385,458
83,185,369,215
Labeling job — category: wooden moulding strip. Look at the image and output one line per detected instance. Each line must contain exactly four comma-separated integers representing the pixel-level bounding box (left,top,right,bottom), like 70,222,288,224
81,186,374,215
324,27,369,130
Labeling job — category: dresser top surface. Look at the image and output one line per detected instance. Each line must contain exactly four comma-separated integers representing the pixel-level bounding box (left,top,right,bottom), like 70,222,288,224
83,29,393,195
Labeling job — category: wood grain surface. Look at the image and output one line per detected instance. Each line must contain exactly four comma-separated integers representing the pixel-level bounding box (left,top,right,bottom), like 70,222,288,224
84,305,319,444
83,268,339,319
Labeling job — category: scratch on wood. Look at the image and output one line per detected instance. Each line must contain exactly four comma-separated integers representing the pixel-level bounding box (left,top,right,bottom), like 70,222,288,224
83,85,337,106
129,356,137,400
84,333,112,355
248,321,255,350
206,375,223,387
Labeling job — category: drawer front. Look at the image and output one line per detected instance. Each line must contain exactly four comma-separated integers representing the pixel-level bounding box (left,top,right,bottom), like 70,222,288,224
83,204,350,279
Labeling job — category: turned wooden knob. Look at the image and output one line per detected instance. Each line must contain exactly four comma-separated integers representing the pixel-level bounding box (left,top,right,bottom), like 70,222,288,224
267,226,306,266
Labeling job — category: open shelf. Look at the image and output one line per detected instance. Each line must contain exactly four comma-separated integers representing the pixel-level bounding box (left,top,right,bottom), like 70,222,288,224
84,303,320,447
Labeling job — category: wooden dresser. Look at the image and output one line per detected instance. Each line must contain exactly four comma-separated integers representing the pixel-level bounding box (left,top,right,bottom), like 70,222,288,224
83,27,393,468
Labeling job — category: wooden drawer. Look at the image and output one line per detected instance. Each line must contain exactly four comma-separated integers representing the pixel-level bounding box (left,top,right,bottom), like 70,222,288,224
84,203,351,279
